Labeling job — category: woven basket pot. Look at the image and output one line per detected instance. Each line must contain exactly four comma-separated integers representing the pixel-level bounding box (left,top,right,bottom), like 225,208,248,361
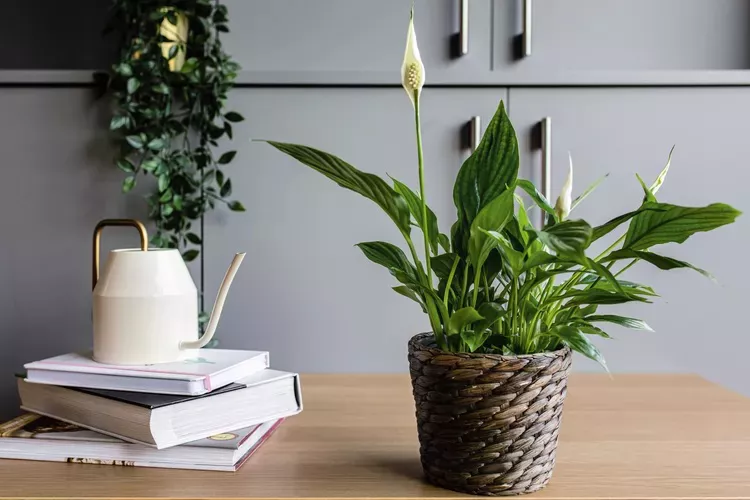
408,332,572,496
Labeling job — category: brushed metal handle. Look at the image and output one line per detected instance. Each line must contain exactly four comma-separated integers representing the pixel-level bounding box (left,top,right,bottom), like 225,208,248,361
469,116,481,151
523,0,532,57
540,116,552,226
459,0,469,56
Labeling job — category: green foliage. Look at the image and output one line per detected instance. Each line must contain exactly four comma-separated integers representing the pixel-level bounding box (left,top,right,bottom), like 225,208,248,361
106,0,244,260
263,101,741,369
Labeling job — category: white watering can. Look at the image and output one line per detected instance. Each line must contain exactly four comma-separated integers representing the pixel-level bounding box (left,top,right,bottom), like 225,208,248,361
91,219,245,365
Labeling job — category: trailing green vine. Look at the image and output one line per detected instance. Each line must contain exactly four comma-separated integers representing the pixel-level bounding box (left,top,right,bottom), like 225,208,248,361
106,0,245,274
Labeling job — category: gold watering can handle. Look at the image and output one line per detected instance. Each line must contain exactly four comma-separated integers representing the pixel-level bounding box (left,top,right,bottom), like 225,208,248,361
92,219,149,290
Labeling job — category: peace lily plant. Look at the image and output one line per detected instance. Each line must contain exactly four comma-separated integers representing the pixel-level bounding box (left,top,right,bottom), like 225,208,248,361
261,12,740,369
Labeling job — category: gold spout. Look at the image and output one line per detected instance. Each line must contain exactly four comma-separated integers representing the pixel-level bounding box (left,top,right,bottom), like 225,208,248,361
92,219,149,290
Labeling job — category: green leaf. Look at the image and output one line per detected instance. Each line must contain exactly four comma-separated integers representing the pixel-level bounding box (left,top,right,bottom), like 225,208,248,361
110,115,130,130
650,146,674,195
454,101,519,227
220,179,232,197
227,201,246,212
116,159,135,173
167,44,179,60
580,274,658,296
158,174,169,192
142,158,161,173
571,174,609,211
522,251,559,271
159,189,173,203
533,219,593,260
147,138,167,150
125,135,144,149
624,203,741,250
431,253,459,280
547,325,608,370
162,204,173,216
355,241,417,281
172,195,183,210
122,176,136,193
636,173,657,203
224,111,244,123
391,177,439,254
265,142,411,235
480,229,524,276
469,188,515,267
127,77,140,94
218,150,237,165
473,302,506,336
592,204,667,242
182,249,199,262
186,232,202,244
181,57,198,74
392,285,425,311
576,323,611,338
460,331,485,352
438,233,451,253
516,179,556,220
448,307,484,334
603,249,713,279
115,63,132,76
216,170,225,187
585,314,653,332
561,288,649,306
585,257,625,295
153,82,170,95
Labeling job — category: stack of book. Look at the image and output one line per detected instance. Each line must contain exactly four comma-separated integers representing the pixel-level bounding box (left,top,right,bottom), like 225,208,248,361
0,349,301,471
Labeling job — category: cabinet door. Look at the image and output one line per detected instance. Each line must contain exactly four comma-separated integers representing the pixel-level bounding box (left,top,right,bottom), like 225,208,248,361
509,88,750,391
0,0,115,70
204,88,509,372
223,0,491,84
492,0,750,83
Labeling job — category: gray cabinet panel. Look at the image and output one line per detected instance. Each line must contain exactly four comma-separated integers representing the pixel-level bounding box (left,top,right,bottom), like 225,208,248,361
0,0,115,70
509,88,750,393
204,88,509,372
224,0,491,84
493,0,750,81
0,88,150,418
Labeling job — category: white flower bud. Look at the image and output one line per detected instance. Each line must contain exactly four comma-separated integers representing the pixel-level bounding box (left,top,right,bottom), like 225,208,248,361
401,9,425,107
555,154,574,221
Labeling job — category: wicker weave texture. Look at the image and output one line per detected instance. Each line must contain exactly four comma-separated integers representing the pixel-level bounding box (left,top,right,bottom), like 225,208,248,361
408,333,572,496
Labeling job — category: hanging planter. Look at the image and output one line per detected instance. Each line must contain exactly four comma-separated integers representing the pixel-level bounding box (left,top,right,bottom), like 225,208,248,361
106,0,245,323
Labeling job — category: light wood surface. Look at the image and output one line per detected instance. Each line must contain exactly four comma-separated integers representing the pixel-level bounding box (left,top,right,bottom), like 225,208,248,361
1,374,750,499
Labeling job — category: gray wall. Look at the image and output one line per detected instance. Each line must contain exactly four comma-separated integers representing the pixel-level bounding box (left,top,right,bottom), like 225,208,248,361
1,1,750,419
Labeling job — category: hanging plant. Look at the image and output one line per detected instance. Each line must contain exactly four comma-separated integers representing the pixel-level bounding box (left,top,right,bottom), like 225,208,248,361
106,0,245,270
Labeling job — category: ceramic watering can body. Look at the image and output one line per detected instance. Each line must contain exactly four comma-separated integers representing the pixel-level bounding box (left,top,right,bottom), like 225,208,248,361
91,219,245,366
93,248,199,365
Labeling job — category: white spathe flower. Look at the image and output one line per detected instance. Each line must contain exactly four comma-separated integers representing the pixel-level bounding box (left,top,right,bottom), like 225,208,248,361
401,9,425,108
555,154,574,221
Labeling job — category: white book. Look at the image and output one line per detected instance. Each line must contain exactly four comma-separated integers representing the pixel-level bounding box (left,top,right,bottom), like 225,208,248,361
19,369,303,449
23,349,269,396
0,413,283,472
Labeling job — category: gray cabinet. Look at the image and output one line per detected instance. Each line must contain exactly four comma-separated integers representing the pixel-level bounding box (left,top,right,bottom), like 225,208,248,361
203,87,509,372
492,0,750,84
509,88,750,388
223,0,491,84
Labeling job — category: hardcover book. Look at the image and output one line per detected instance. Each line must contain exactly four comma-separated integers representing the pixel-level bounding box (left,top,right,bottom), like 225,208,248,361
0,413,282,471
23,349,270,395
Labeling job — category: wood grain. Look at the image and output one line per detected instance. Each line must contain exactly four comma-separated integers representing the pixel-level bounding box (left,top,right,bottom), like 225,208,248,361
1,374,750,499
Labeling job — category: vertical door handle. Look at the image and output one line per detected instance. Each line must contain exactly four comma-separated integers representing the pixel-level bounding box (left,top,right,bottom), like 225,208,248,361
523,0,532,57
540,116,552,226
469,116,481,151
459,0,469,56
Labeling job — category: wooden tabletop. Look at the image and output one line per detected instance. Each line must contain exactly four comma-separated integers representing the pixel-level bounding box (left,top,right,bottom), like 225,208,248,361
1,373,750,499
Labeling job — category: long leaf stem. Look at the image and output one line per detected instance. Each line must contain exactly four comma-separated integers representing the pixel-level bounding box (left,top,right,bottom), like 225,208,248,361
413,93,433,288
443,256,460,307
614,259,638,278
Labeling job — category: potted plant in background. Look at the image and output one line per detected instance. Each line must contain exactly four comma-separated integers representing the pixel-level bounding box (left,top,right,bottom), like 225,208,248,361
106,0,246,328
260,10,741,497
